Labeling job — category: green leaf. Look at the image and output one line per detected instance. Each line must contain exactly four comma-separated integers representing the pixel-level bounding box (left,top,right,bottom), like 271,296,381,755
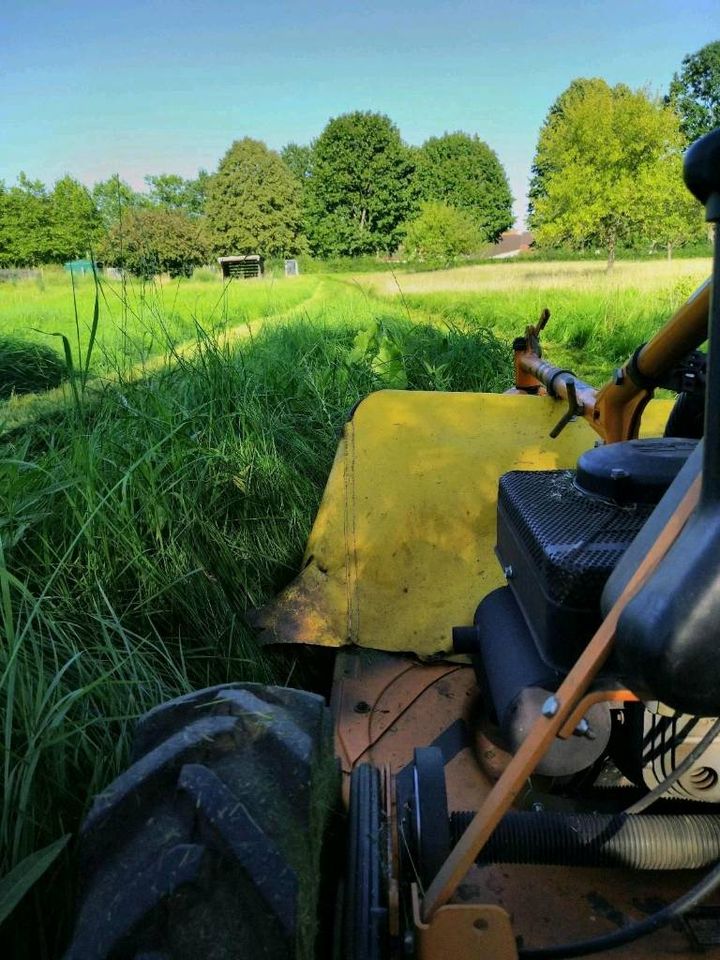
41,330,81,410
372,337,408,389
0,835,70,926
347,325,377,365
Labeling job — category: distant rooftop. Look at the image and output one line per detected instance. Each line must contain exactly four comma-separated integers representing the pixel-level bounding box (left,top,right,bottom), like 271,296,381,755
483,231,534,259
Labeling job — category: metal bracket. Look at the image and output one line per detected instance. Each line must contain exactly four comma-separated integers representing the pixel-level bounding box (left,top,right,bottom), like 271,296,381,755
411,884,518,960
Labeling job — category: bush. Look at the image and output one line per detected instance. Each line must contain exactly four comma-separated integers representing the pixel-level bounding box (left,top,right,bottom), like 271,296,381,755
0,337,67,398
402,201,483,267
101,207,209,278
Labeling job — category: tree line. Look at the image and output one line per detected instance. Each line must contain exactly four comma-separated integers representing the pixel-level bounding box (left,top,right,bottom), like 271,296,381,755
0,116,514,274
1,40,718,274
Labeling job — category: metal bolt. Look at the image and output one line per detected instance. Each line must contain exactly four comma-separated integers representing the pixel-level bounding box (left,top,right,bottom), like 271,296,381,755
531,801,545,813
572,716,597,740
541,695,559,718
504,565,514,579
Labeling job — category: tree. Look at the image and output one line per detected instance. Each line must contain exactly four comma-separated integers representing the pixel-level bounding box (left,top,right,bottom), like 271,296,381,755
101,207,209,278
48,176,101,262
204,138,305,257
528,77,609,222
0,174,52,266
145,170,210,217
413,133,513,242
184,170,210,217
304,112,416,257
668,41,720,143
636,155,705,258
145,173,188,210
529,80,692,268
92,176,147,231
281,143,314,183
402,201,482,265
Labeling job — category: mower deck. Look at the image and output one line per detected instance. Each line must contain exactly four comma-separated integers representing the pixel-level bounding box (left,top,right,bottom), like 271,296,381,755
332,648,720,958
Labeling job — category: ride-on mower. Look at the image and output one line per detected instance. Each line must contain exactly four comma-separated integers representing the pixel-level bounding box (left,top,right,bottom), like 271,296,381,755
65,131,720,960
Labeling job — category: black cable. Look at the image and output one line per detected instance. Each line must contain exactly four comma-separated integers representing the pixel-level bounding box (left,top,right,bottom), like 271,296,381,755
518,856,720,958
625,715,720,815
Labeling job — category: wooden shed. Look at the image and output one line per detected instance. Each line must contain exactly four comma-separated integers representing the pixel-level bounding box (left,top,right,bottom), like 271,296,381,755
218,255,264,279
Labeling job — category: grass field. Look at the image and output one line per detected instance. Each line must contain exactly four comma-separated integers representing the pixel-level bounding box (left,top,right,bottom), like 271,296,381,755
0,254,713,957
361,256,711,294
1,268,323,368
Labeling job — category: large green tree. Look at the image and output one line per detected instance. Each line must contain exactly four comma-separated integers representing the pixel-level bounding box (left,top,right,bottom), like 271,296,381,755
0,174,52,266
92,176,147,231
528,77,609,223
636,154,705,258
281,143,314,183
145,170,210,217
668,41,720,143
413,133,513,242
304,112,416,257
205,138,305,257
101,207,209,278
529,80,695,267
48,176,101,261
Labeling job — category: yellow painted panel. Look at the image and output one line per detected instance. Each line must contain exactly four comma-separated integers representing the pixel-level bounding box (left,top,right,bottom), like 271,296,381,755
257,390,673,657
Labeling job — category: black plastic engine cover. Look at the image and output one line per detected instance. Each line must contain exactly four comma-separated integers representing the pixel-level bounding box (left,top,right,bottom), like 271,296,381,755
496,471,654,670
576,438,697,504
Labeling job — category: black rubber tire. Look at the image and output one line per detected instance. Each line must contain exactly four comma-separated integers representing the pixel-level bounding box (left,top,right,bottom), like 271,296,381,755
343,764,387,960
411,747,451,891
64,683,336,960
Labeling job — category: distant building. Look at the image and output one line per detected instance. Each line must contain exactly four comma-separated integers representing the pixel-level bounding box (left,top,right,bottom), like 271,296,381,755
484,231,534,259
218,255,264,279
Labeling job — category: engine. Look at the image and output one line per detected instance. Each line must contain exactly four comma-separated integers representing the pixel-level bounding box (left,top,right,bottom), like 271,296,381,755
454,436,720,800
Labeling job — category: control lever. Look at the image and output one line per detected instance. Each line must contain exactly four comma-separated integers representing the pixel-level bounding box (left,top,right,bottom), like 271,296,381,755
549,377,584,438
525,307,551,356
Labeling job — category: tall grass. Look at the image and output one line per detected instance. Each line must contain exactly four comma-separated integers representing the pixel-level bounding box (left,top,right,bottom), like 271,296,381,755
0,305,509,958
397,275,706,382
0,339,68,398
361,256,711,295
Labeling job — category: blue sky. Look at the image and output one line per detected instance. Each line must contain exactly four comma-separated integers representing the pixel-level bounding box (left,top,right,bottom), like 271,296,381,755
1,1,717,224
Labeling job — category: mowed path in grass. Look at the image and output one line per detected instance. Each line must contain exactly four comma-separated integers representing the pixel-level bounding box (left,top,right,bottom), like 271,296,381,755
0,272,354,428
0,270,325,366
0,255,713,428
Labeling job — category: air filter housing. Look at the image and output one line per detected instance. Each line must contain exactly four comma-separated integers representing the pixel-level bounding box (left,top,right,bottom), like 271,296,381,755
496,470,653,670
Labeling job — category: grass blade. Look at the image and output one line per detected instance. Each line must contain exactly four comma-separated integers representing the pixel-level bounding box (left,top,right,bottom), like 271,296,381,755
0,835,70,926
84,260,101,389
